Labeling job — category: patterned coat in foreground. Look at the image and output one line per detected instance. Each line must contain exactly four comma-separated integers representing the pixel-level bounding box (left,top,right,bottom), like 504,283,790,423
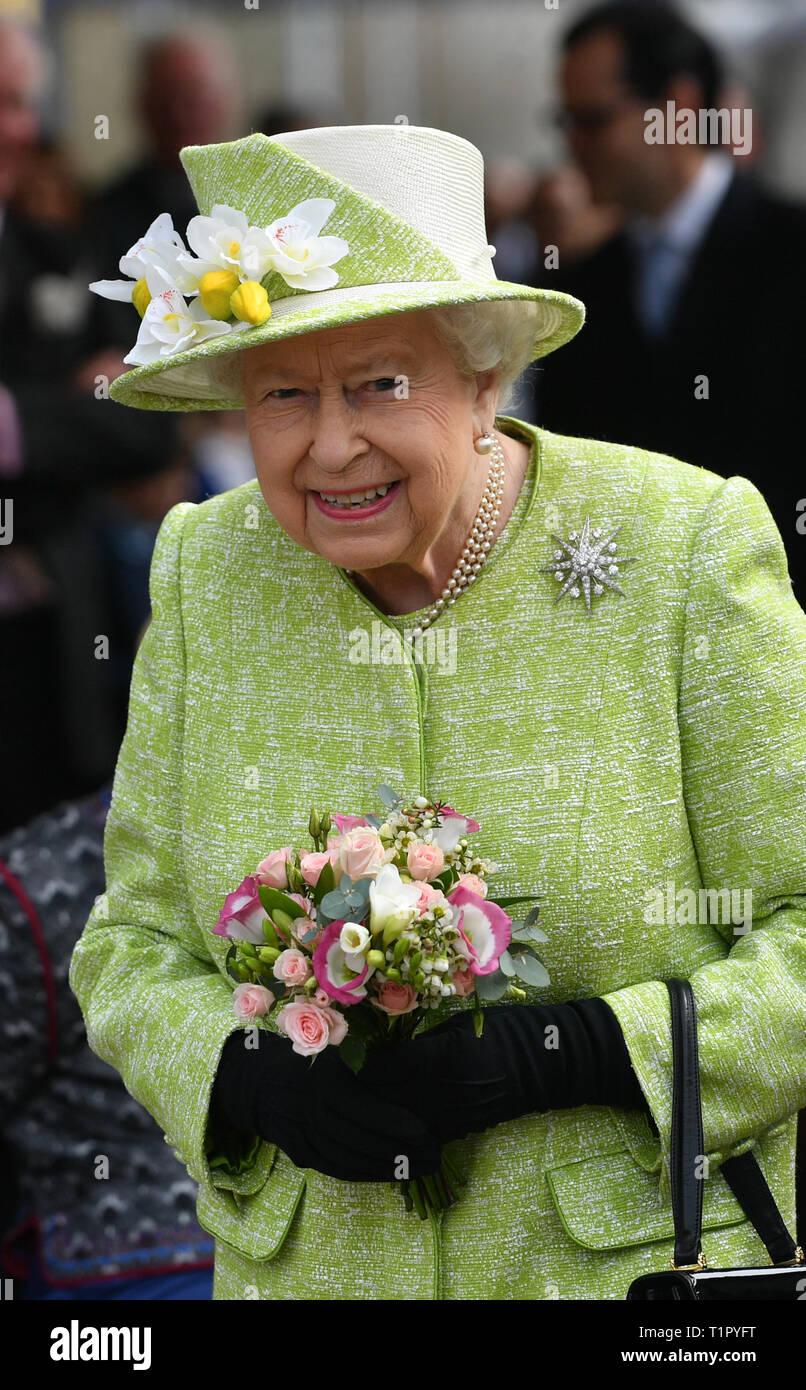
69,416,806,1300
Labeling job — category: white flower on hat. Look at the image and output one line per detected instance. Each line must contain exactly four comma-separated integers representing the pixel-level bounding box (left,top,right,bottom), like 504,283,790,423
123,262,236,367
88,212,198,304
241,198,349,290
176,202,256,286
87,196,351,363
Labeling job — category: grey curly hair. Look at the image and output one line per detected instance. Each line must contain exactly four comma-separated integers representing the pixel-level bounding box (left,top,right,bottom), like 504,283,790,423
208,300,543,414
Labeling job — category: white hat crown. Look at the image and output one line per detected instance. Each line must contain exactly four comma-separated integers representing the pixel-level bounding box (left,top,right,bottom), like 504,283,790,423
271,123,497,282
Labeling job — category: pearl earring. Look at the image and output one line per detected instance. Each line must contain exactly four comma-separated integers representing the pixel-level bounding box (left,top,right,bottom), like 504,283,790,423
474,432,495,455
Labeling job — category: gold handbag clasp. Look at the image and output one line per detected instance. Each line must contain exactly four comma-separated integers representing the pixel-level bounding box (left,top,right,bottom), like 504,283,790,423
669,1249,708,1271
771,1244,805,1267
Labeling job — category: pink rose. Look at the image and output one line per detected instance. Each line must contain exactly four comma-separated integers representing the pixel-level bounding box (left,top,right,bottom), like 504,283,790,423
232,983,275,1021
319,1004,348,1045
276,1000,333,1056
288,892,315,915
291,915,322,949
407,841,445,881
456,872,487,898
452,967,475,997
371,980,419,1015
415,881,445,913
299,849,339,887
255,847,294,889
335,828,386,882
272,948,311,986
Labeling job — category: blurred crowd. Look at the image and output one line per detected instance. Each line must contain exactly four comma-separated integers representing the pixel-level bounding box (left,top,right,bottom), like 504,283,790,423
0,17,334,834
1,0,804,1298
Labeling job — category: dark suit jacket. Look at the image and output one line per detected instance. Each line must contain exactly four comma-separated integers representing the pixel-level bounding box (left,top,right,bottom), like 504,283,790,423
532,171,806,609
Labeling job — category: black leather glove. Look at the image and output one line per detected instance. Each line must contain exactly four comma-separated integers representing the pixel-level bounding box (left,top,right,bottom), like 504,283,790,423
208,1027,443,1183
358,997,653,1145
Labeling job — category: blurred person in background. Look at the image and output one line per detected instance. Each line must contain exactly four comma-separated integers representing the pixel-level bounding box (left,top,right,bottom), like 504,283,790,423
487,160,621,421
88,29,245,347
0,19,198,832
529,163,623,273
0,778,214,1299
534,0,806,611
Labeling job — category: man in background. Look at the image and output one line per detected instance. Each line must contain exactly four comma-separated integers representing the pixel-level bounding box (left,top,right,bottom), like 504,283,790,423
534,0,806,609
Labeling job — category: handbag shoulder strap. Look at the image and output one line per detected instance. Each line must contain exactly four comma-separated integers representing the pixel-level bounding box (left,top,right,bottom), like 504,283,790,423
668,975,704,1267
667,976,801,1267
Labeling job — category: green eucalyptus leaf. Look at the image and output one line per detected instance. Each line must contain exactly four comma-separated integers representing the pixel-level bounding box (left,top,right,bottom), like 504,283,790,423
474,969,511,1001
376,785,400,808
513,950,550,988
498,949,516,977
320,889,350,919
511,923,549,944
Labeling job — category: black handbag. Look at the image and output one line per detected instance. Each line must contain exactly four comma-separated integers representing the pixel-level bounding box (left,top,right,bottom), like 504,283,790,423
626,976,805,1299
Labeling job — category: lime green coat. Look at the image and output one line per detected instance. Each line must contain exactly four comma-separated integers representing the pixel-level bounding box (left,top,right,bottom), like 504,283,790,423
69,415,806,1300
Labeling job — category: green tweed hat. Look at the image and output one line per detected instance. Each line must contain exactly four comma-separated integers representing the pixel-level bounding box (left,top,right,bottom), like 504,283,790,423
90,124,586,412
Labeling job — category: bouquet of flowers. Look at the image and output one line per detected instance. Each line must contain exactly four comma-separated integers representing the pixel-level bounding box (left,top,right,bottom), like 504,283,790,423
213,786,548,1219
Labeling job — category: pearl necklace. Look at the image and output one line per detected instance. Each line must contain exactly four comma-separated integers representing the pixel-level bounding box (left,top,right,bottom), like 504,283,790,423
343,436,506,638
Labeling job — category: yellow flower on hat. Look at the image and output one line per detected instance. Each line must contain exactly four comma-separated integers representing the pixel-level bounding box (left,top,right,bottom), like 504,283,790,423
199,269,241,320
131,277,152,318
229,281,272,326
123,262,232,367
88,196,349,363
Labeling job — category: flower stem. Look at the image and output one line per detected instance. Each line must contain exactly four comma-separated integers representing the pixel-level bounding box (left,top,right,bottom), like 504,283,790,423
408,1179,428,1220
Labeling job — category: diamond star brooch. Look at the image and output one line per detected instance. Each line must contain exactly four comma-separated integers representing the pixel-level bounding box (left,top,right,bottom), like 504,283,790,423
539,516,637,616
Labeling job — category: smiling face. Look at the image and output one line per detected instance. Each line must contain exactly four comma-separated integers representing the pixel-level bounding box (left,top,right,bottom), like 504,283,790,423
242,308,499,575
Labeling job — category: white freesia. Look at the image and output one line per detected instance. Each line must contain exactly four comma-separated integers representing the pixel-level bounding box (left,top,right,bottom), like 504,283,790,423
88,212,198,302
241,198,349,290
368,863,422,940
340,921,370,957
123,262,236,366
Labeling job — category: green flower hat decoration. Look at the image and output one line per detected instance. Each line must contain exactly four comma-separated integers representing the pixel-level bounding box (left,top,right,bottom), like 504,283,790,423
89,124,586,412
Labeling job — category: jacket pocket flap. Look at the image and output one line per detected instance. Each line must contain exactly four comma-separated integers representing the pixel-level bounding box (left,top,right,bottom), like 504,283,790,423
196,1145,306,1260
546,1148,747,1252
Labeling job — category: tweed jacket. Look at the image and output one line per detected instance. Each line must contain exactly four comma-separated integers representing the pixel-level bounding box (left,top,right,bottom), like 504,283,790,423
68,415,806,1301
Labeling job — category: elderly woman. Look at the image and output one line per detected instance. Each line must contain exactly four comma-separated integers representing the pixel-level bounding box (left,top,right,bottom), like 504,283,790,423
69,124,806,1301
